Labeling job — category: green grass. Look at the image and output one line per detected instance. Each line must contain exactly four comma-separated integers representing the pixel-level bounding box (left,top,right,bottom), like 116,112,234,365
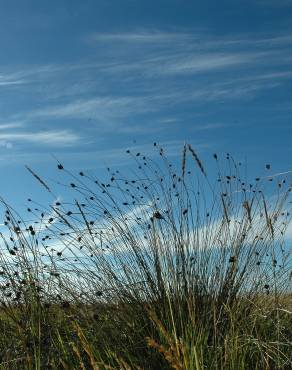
0,143,291,369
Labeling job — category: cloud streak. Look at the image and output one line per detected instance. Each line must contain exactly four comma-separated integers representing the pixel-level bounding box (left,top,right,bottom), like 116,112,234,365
0,29,292,159
0,130,81,146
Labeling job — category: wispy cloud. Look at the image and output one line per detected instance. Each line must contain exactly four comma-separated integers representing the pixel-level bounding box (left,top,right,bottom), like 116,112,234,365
89,31,193,43
83,31,292,105
0,141,13,149
157,53,260,75
24,95,166,125
0,80,26,87
96,50,274,78
0,29,292,153
90,30,292,47
191,122,230,131
0,130,81,146
0,122,24,130
0,139,209,168
29,97,140,120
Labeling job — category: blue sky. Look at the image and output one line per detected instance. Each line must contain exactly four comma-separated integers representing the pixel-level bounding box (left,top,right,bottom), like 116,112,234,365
0,0,292,208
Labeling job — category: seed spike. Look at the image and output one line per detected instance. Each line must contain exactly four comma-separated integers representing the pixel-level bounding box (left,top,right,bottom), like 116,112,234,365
187,145,206,176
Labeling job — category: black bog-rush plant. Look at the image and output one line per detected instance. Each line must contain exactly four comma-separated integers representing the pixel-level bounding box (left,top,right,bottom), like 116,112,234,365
0,143,291,369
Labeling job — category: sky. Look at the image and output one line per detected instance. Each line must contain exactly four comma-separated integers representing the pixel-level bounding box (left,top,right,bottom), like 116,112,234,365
0,0,292,210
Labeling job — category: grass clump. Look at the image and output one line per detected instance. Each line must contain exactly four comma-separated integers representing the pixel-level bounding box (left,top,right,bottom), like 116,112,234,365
0,143,291,369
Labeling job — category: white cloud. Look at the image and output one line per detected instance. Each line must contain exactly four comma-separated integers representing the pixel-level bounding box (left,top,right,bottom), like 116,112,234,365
26,95,162,123
31,97,135,119
89,31,194,44
193,123,229,130
156,52,266,75
0,130,80,146
98,51,269,78
0,80,26,87
0,30,291,143
0,139,209,168
0,73,27,87
0,122,24,130
90,31,292,48
0,140,13,149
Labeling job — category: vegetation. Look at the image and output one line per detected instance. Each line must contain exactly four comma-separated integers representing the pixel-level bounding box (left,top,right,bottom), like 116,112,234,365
0,143,291,369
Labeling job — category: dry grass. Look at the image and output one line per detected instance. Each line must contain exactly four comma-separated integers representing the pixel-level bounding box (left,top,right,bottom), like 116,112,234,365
0,143,290,369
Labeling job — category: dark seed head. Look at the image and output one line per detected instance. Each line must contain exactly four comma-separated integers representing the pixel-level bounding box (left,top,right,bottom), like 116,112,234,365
153,211,164,220
62,301,70,309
